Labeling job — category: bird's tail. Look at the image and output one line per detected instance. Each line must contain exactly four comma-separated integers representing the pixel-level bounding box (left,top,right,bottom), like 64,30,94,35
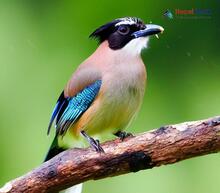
44,135,65,162
60,184,83,193
44,136,83,193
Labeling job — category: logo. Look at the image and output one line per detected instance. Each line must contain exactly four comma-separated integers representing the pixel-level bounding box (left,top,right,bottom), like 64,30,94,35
163,9,174,19
163,8,212,19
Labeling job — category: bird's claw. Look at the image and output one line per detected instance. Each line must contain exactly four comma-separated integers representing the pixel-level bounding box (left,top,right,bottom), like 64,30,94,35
81,130,104,153
115,131,133,141
90,138,104,153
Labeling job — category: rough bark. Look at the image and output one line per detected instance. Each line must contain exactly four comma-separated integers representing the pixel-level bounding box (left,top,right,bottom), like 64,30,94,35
1,116,220,193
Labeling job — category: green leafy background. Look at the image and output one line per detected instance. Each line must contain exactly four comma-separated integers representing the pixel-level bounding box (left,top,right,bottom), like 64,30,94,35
0,1,220,193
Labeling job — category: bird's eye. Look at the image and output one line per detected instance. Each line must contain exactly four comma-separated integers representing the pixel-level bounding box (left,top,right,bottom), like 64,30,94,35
118,25,130,35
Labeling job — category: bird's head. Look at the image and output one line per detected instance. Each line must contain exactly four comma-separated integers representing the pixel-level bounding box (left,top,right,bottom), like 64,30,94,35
90,17,164,55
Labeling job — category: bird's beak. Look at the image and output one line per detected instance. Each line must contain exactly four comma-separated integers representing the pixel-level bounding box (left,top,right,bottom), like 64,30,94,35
132,24,164,38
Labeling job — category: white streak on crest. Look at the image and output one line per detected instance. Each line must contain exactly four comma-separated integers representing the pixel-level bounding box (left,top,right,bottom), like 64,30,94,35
115,17,138,26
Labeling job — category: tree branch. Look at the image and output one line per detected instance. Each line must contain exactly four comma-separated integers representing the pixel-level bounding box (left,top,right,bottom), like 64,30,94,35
1,116,220,193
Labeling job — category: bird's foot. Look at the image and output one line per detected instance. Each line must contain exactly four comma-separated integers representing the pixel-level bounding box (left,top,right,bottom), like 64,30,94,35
81,131,104,153
114,131,133,141
89,138,104,153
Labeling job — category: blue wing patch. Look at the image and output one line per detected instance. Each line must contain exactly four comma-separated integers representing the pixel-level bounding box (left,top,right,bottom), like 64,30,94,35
47,80,102,136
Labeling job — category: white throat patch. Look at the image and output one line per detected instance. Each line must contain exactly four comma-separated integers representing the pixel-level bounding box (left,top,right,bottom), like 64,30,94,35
121,37,149,56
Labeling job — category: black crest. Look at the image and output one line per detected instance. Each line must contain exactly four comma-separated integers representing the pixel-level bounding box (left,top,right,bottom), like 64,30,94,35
89,19,120,42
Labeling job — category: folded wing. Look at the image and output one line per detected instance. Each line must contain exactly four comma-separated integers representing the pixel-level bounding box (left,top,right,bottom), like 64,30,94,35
47,80,102,136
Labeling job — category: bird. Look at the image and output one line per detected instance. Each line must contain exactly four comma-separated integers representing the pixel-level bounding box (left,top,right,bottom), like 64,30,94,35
45,17,164,193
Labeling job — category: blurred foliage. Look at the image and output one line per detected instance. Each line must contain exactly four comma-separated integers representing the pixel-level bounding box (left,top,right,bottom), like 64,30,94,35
0,1,220,193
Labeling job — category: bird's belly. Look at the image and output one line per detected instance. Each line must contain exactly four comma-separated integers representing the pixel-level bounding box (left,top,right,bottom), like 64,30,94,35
79,80,145,135
105,89,140,129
